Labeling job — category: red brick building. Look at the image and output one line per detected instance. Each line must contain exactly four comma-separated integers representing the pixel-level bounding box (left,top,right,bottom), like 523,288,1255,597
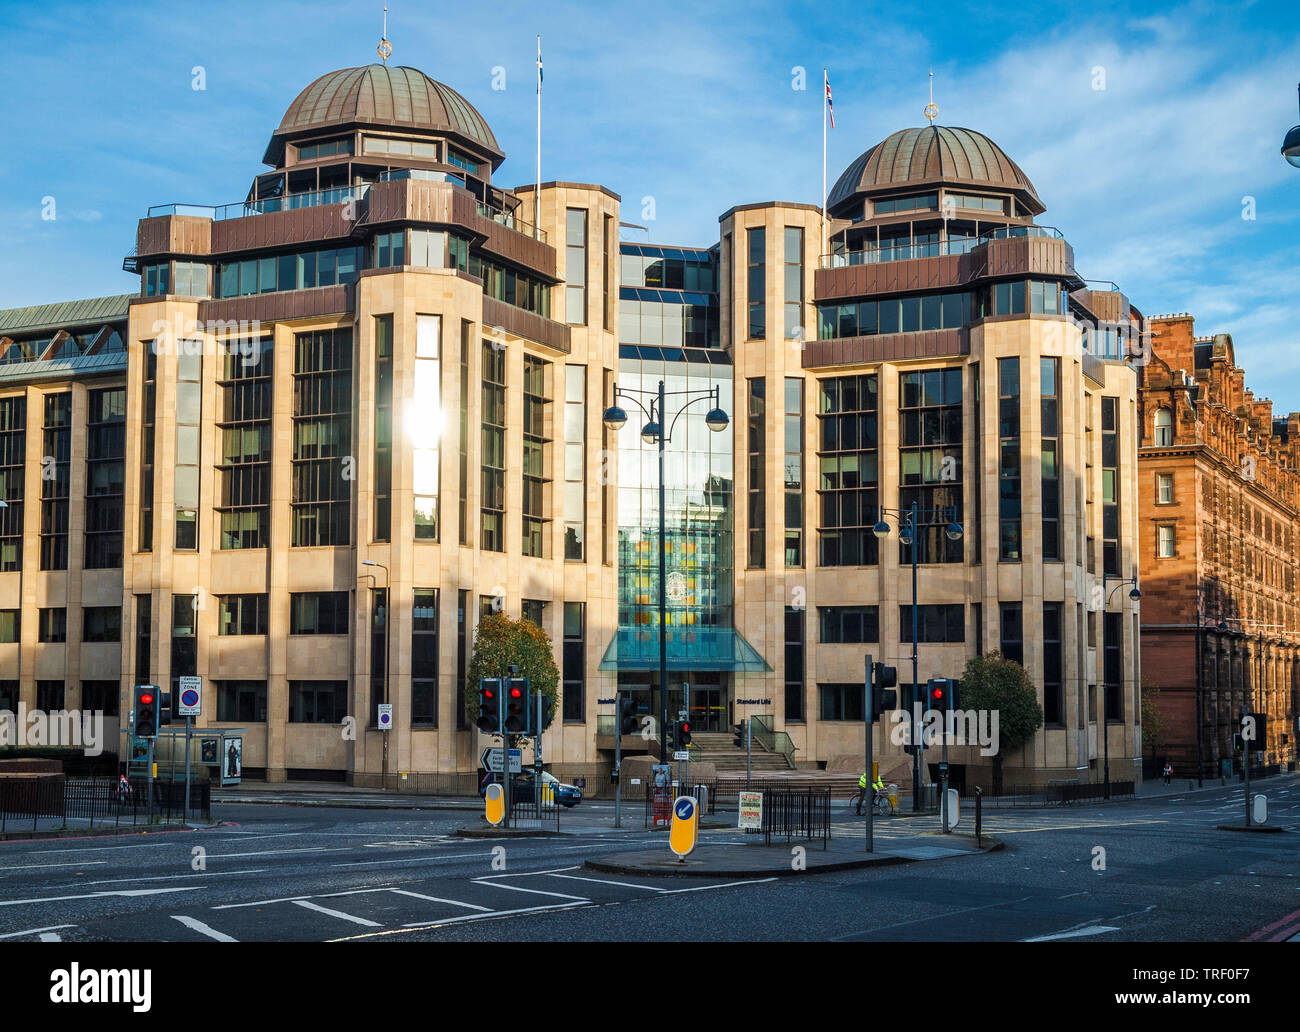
1137,314,1299,779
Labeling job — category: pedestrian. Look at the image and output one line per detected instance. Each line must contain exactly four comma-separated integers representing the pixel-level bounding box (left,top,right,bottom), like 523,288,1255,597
1162,760,1172,785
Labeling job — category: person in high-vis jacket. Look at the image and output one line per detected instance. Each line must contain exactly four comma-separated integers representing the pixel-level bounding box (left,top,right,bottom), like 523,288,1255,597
856,772,885,815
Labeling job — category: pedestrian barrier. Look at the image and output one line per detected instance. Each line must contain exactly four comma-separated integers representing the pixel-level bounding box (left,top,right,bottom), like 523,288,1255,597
1,776,212,833
760,788,831,849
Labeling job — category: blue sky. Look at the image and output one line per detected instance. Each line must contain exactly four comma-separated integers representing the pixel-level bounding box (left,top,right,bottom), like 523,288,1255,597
1,0,1297,395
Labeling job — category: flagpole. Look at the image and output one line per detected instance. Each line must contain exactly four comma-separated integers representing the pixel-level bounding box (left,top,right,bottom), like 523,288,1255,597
821,68,827,261
535,34,542,240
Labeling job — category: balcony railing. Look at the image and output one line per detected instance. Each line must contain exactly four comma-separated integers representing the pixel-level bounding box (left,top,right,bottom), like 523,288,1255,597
820,224,1067,269
475,199,546,243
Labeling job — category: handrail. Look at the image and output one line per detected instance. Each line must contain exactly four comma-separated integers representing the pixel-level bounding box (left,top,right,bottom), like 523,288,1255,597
820,224,1066,269
749,713,796,766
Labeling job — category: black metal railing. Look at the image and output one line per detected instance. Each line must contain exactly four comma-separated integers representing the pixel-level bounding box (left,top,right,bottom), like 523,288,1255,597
1,776,211,834
761,788,831,849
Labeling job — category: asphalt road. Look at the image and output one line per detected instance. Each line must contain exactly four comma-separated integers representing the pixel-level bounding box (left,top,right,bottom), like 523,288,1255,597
0,777,1296,943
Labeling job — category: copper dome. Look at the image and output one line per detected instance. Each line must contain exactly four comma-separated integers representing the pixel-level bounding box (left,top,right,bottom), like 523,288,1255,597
827,125,1043,216
265,64,503,167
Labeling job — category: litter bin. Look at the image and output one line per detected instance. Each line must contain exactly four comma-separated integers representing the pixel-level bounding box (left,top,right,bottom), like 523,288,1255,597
886,783,899,809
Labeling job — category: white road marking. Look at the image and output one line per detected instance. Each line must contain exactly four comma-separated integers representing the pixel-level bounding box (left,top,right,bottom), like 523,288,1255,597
214,887,391,910
472,880,589,902
38,932,61,942
0,861,108,871
203,846,352,859
78,869,270,887
386,889,493,911
477,865,581,879
0,924,76,940
292,900,382,927
660,878,778,895
171,915,239,942
0,886,202,907
390,902,585,929
545,873,668,893
331,851,495,868
1023,925,1121,941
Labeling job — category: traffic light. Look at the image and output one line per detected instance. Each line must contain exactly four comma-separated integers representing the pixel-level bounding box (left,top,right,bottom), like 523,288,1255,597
505,678,531,734
477,678,502,733
928,678,951,714
676,719,692,748
871,662,897,722
133,685,159,739
1232,732,1244,754
538,694,555,732
159,684,174,727
617,693,638,735
733,720,747,749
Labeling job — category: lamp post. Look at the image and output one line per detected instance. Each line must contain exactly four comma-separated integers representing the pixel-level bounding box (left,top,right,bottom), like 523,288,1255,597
604,381,728,763
873,503,963,812
1101,574,1142,799
362,559,390,786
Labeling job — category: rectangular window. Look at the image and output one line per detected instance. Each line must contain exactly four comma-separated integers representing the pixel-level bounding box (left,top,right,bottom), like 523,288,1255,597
481,342,506,551
817,374,879,567
40,392,71,570
83,386,126,568
82,606,121,643
566,208,588,325
38,608,66,643
522,354,550,557
1157,524,1176,558
370,588,387,724
562,602,585,722
412,589,439,725
374,231,406,268
0,609,19,643
374,315,393,541
289,681,348,723
998,357,1021,561
899,368,964,563
818,683,865,721
602,369,612,565
81,681,119,717
37,681,64,711
563,365,586,560
0,396,25,571
999,603,1023,665
1103,611,1122,721
218,594,268,636
603,213,614,331
456,589,469,730
0,681,15,711
218,680,267,722
171,594,197,697
785,606,805,722
784,378,804,567
1157,473,1173,504
414,315,442,540
174,341,202,550
747,227,766,339
217,337,273,550
139,344,157,551
1043,603,1063,725
1041,357,1061,562
818,605,879,643
1102,397,1120,577
783,226,803,339
292,328,353,546
134,594,151,683
747,378,766,567
900,604,965,643
458,320,471,547
290,591,349,635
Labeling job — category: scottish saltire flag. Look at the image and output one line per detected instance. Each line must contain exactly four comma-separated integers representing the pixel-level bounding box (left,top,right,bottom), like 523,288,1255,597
537,37,543,88
825,71,834,128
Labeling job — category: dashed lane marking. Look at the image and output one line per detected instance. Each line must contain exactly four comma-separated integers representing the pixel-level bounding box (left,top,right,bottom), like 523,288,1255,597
291,899,382,927
171,915,239,942
472,880,590,902
386,889,492,912
0,924,76,940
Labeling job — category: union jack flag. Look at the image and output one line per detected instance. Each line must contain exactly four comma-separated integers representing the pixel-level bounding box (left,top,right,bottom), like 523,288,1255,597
825,71,834,128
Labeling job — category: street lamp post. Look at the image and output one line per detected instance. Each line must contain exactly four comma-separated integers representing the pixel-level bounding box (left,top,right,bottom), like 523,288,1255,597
604,381,728,763
362,559,390,786
1101,574,1142,799
873,504,962,813
1282,82,1300,167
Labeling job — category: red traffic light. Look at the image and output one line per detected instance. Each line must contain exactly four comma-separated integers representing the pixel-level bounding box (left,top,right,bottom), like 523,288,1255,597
931,688,944,700
140,693,154,705
510,687,522,698
483,688,495,699
682,722,690,733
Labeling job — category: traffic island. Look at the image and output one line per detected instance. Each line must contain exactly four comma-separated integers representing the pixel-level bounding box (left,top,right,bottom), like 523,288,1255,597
586,831,1002,878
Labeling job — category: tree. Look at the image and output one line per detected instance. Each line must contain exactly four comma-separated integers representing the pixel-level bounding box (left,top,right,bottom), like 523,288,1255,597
463,612,559,743
1140,679,1165,757
958,650,1044,794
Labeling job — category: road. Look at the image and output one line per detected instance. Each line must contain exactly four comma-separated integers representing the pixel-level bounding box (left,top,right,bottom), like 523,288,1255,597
0,778,1296,943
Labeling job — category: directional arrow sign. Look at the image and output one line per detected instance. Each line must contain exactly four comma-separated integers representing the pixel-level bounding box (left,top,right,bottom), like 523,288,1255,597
481,748,522,773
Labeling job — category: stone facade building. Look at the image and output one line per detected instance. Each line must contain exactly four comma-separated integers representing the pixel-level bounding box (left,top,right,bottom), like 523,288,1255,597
1137,314,1300,778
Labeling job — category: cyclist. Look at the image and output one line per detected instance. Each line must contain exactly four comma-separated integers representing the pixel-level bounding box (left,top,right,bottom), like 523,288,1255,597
855,772,886,815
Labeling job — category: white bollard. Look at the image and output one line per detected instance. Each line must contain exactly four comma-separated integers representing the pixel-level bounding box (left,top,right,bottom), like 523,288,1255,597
1252,794,1267,825
946,788,960,830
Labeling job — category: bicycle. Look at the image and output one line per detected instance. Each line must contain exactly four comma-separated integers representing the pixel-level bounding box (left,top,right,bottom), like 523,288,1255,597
851,787,894,817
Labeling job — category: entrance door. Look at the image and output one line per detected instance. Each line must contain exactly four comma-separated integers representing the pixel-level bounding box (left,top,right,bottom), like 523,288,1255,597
689,687,725,733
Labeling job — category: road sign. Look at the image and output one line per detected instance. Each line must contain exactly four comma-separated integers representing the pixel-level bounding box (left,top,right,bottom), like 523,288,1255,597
738,791,763,830
481,747,522,774
669,795,698,858
672,750,690,761
177,677,202,717
377,704,393,730
485,782,504,826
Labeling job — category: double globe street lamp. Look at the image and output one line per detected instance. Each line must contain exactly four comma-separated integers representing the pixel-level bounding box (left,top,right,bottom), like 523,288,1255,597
1283,82,1300,168
604,381,728,763
872,503,962,812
